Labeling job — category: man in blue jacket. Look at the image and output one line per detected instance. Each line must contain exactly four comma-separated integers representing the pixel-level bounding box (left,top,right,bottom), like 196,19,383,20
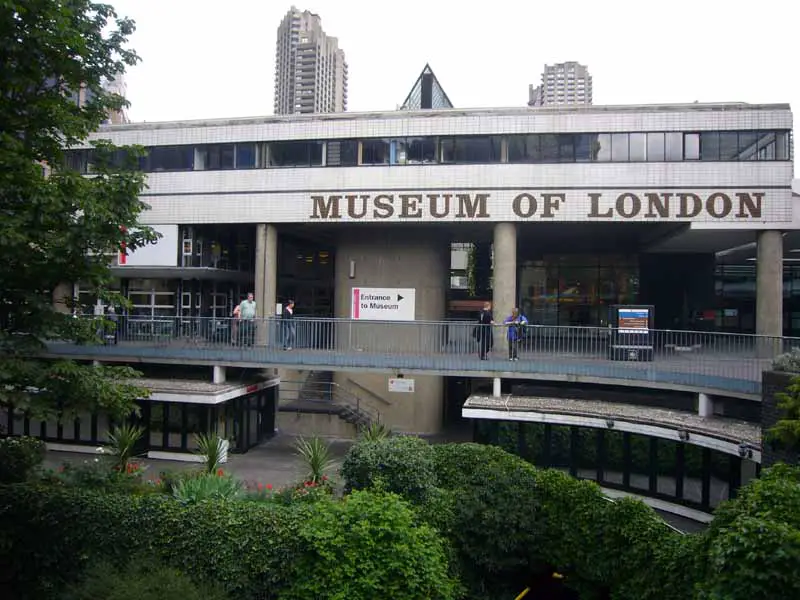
504,307,528,361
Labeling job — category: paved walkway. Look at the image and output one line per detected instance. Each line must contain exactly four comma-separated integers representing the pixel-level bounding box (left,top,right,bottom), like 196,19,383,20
43,434,353,490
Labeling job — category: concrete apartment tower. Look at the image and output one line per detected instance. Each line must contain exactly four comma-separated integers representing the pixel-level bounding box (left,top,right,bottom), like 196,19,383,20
528,61,593,107
274,6,348,115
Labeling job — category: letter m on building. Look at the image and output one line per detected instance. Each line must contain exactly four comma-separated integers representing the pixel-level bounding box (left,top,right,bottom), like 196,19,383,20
310,195,342,219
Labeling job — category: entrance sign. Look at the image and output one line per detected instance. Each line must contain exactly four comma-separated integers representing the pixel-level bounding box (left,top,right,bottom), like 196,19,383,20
388,378,415,393
608,304,655,362
351,287,416,321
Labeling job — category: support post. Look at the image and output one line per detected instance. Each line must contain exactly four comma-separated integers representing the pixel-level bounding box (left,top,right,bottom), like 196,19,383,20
254,224,278,345
213,365,226,384
492,223,517,352
756,230,783,357
697,392,713,417
492,377,502,398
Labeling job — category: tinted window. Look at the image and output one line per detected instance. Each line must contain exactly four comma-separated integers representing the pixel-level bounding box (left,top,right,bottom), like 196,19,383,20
683,134,700,160
646,133,665,161
361,139,390,165
235,143,257,169
147,146,193,171
269,141,322,167
441,136,501,163
326,140,359,166
611,134,628,162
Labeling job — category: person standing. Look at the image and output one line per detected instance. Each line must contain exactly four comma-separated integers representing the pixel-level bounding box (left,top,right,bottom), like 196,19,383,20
475,301,494,360
504,307,528,361
282,299,296,350
235,292,257,346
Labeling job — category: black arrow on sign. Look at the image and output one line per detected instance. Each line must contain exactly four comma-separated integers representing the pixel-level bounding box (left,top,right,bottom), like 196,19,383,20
397,295,404,302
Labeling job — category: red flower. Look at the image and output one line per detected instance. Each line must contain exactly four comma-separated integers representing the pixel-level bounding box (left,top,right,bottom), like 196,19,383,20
266,484,272,490
257,483,264,491
216,468,224,477
322,475,328,481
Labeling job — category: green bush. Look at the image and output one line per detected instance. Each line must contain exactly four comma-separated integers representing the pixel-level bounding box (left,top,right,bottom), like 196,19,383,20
0,436,46,483
172,472,243,503
0,484,298,599
428,442,693,600
340,435,437,503
0,483,457,600
695,464,800,599
63,560,229,600
280,490,460,600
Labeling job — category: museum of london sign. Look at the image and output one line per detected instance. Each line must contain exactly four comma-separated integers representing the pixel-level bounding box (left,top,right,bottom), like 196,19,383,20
308,190,773,222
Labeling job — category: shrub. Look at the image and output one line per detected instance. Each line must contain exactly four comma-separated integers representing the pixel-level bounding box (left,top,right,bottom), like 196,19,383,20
105,423,144,473
0,436,45,483
196,432,227,474
427,442,693,600
773,347,800,373
0,483,457,600
279,490,460,600
294,436,335,485
63,560,229,600
341,435,437,503
695,464,800,600
172,471,243,503
359,421,392,442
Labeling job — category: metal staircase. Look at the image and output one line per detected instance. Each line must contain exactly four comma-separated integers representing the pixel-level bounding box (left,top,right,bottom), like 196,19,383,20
280,370,379,429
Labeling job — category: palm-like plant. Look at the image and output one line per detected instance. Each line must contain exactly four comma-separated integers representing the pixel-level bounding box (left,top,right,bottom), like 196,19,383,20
106,423,144,473
196,432,227,475
360,421,392,442
294,436,335,485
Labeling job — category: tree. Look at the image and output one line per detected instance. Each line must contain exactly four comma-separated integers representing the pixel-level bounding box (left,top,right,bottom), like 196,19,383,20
0,1,157,419
768,375,800,455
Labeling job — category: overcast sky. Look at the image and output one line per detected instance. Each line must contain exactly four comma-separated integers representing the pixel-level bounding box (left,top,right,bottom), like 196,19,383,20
108,0,796,157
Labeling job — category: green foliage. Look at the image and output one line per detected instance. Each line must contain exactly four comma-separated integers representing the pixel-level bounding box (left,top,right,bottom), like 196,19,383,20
63,560,229,600
196,432,227,474
106,423,144,472
0,435,46,483
767,375,800,452
172,472,243,504
344,439,695,600
359,420,392,442
0,483,456,600
293,435,335,484
695,464,800,599
44,454,150,494
772,347,800,373
279,490,460,600
341,435,437,503
0,0,157,419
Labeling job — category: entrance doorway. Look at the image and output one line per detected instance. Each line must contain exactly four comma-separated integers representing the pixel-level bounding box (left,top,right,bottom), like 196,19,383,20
277,236,335,317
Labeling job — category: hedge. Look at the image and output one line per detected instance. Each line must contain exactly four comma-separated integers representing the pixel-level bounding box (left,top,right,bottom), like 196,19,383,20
0,484,456,600
343,440,698,600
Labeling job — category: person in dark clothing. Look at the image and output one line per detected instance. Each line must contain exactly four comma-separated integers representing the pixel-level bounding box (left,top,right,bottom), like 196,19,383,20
282,299,296,350
475,301,494,360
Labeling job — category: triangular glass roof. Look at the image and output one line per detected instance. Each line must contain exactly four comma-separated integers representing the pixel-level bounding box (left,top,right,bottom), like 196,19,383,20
399,64,453,110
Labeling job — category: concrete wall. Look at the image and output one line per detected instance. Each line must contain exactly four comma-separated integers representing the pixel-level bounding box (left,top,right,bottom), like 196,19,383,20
277,410,357,439
333,227,449,434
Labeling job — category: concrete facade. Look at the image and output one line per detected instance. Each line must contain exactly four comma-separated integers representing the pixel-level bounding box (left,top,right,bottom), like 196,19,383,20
332,228,449,433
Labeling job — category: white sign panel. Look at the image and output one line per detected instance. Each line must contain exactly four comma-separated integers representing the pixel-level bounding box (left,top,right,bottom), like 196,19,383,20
389,378,415,393
119,224,179,267
351,287,416,321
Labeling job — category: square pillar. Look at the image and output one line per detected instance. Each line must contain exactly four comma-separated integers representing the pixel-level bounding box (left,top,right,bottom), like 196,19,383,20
492,223,517,351
254,224,278,345
756,230,783,338
213,365,226,384
697,393,713,417
492,377,502,398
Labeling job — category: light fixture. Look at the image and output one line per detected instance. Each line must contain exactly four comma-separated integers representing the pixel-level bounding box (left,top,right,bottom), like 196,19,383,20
678,430,690,442
738,442,754,459
605,419,615,429
349,260,356,279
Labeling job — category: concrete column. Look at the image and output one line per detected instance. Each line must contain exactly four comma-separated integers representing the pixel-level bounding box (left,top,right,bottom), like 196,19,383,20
492,223,517,351
697,392,713,417
756,230,783,338
492,377,502,398
213,365,226,384
254,224,278,345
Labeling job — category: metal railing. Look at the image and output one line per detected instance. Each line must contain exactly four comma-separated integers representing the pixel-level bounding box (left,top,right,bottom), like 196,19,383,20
48,316,796,393
281,376,380,426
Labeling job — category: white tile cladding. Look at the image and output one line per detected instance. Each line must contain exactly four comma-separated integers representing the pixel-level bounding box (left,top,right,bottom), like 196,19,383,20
87,103,793,147
137,161,794,226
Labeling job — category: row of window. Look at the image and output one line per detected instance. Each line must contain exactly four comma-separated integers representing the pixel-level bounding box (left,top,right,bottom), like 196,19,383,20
66,129,792,173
